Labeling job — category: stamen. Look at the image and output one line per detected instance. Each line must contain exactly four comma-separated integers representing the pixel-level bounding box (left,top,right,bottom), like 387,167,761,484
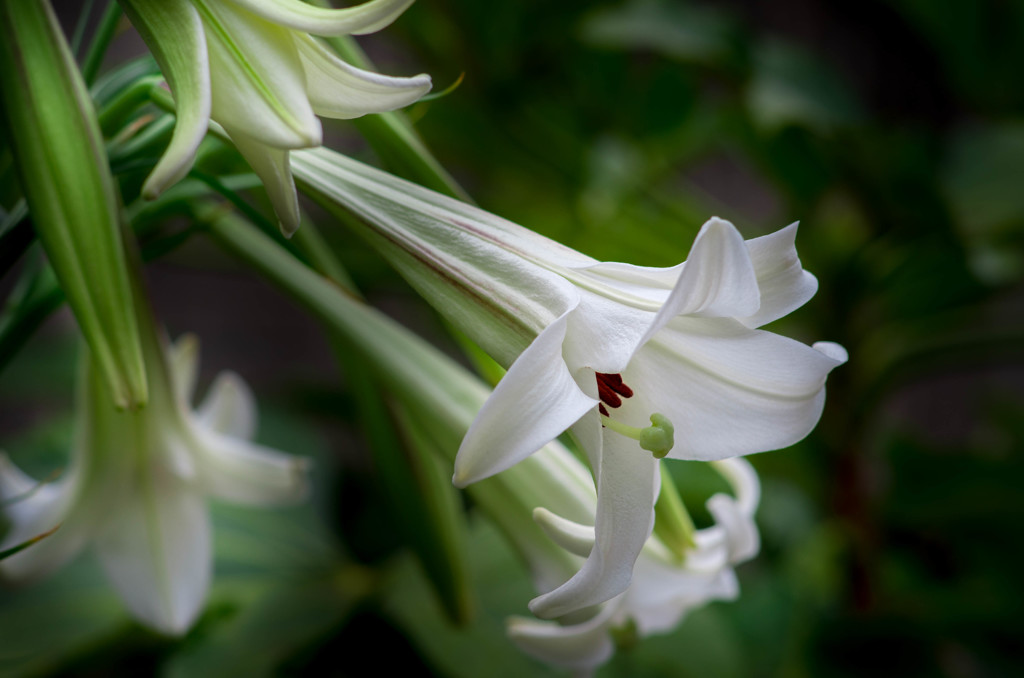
599,412,675,459
597,379,622,408
595,372,634,409
597,372,634,398
598,403,609,417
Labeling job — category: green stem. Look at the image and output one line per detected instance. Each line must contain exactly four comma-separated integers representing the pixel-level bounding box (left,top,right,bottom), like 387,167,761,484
653,465,697,561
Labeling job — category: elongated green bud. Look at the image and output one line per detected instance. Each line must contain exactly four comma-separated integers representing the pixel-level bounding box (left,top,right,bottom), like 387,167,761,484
0,0,147,408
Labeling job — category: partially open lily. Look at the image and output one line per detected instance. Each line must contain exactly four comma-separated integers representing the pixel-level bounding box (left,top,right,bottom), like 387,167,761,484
292,148,847,618
508,458,761,675
0,329,310,634
120,0,431,235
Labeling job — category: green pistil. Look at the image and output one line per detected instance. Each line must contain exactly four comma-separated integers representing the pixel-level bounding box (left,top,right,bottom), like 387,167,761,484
600,412,675,458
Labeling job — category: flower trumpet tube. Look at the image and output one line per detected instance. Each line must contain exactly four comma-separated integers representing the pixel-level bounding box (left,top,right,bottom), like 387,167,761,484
0,317,310,634
119,0,431,235
292,147,847,618
0,0,147,408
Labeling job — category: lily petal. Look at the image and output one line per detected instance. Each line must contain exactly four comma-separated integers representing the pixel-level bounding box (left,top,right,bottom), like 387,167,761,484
632,317,846,460
739,222,819,328
168,333,200,407
507,604,618,674
454,309,597,487
529,437,658,619
294,34,430,120
226,128,301,236
224,0,414,36
628,559,738,635
190,427,310,505
533,507,596,558
120,0,211,199
0,455,85,581
636,217,760,350
711,457,761,515
197,0,321,149
93,476,211,635
563,290,655,375
195,371,256,440
706,495,759,563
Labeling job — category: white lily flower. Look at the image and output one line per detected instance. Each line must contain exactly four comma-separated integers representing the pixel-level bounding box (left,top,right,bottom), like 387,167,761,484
292,148,847,618
507,458,761,676
0,331,310,634
120,0,431,235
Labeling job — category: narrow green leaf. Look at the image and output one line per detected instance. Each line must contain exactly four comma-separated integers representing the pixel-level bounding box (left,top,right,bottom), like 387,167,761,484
0,0,147,408
343,356,475,625
285,206,473,625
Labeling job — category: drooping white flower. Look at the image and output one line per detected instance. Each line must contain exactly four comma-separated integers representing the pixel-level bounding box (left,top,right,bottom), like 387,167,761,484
507,458,761,676
291,148,847,619
0,332,310,634
120,0,431,234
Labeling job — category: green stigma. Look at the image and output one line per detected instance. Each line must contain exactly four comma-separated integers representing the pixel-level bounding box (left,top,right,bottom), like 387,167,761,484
600,412,675,458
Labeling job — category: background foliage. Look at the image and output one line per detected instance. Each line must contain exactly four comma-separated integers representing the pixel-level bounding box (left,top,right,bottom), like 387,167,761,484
2,0,1023,675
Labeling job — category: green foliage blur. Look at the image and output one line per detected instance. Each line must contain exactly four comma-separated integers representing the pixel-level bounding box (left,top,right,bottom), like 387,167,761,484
2,0,1023,675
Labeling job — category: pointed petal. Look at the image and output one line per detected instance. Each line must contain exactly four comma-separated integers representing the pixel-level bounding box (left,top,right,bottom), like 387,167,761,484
224,0,414,36
683,527,731,574
195,371,256,440
197,1,321,149
738,222,818,328
453,309,597,487
190,427,310,505
627,559,738,635
295,34,430,120
528,438,658,619
711,457,761,516
93,477,211,635
507,605,618,673
168,333,200,406
533,507,595,558
226,128,301,236
630,318,846,460
707,494,759,563
813,341,849,363
636,217,760,349
121,0,212,198
0,455,85,581
562,290,654,374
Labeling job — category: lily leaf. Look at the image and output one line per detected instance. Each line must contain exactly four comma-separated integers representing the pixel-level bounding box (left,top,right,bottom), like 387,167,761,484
0,0,147,408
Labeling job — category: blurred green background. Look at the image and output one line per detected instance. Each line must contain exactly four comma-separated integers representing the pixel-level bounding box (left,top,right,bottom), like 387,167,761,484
2,0,1024,675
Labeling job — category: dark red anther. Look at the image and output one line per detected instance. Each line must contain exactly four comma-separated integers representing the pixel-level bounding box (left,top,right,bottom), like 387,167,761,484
597,379,621,408
599,403,609,417
598,372,634,398
595,372,634,409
